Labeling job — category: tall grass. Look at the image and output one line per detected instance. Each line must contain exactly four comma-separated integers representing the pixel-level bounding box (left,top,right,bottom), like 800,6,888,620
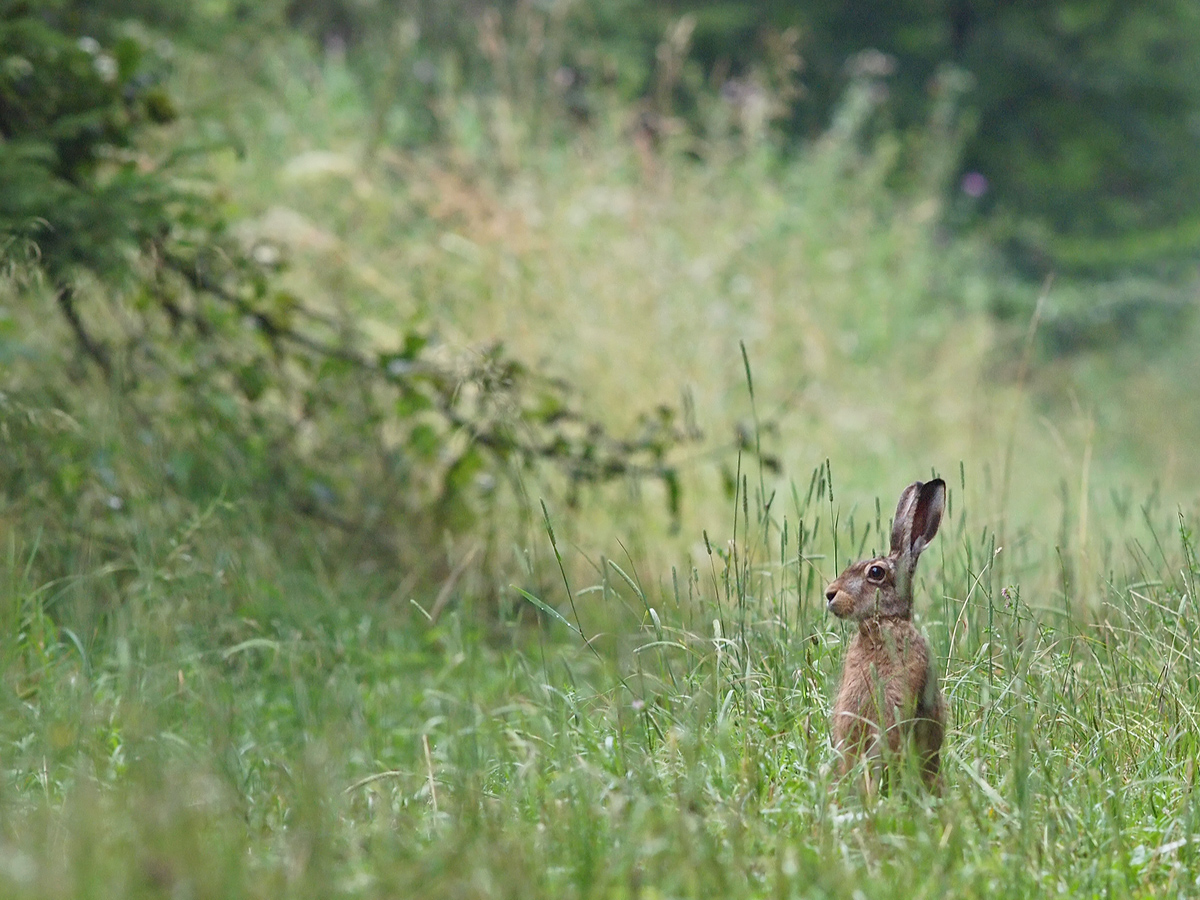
2,449,1199,897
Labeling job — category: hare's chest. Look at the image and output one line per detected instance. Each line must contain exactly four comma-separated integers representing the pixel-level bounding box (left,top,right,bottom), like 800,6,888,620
837,631,928,711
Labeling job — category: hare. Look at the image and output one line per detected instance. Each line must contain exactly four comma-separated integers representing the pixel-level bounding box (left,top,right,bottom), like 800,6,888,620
826,478,947,791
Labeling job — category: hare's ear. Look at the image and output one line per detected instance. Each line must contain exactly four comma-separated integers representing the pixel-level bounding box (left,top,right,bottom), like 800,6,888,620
909,478,946,557
890,478,946,559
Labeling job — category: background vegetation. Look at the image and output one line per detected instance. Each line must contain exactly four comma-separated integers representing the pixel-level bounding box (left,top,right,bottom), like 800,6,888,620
2,1,1199,897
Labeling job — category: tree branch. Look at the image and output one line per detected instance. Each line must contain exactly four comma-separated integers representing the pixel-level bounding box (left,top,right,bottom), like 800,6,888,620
55,282,112,378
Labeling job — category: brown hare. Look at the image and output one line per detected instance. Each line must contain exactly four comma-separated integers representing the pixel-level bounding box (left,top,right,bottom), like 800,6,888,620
826,478,947,791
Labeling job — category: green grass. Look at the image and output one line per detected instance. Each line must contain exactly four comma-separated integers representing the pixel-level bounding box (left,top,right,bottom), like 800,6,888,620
4,28,1200,900
1,465,1199,898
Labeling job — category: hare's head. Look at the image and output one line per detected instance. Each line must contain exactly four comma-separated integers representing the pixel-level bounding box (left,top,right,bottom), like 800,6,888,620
826,478,946,622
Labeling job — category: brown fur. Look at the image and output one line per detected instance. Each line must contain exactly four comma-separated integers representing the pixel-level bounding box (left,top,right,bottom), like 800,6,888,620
826,479,947,791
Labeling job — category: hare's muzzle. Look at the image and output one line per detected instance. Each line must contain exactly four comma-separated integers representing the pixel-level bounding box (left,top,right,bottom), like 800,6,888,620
826,586,853,618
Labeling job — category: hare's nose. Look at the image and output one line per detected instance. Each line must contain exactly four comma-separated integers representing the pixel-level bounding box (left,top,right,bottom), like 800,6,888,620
825,588,837,603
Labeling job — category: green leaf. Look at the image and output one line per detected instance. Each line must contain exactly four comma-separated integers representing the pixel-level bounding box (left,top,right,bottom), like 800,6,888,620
111,36,144,83
400,330,428,361
445,447,484,494
395,387,433,417
317,357,356,380
512,587,582,636
663,467,681,523
221,638,281,661
409,423,440,458
236,362,268,401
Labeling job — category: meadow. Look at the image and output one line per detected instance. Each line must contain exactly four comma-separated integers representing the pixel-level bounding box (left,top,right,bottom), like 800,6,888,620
3,27,1200,899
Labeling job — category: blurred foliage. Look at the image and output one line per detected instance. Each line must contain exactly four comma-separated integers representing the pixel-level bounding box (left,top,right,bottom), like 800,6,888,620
262,0,1200,279
0,0,704,595
0,0,179,282
4,0,1198,601
664,0,1200,279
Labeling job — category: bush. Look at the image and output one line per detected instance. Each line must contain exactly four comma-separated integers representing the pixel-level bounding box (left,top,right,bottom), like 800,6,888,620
1,1,708,606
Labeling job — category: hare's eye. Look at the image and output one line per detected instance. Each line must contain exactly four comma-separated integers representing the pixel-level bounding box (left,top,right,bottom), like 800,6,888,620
867,564,886,581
